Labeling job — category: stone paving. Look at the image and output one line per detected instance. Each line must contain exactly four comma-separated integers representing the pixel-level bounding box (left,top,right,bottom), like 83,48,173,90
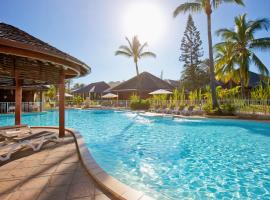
0,129,110,200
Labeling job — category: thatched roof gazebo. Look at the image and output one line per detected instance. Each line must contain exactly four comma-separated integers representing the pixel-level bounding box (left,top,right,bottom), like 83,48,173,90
0,22,90,137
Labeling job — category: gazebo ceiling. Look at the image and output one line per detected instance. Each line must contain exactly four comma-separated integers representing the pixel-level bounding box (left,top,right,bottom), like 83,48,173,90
0,22,91,86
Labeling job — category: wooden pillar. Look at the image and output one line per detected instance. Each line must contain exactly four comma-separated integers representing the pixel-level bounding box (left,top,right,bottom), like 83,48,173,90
15,73,22,125
117,92,119,107
59,69,65,138
39,91,43,112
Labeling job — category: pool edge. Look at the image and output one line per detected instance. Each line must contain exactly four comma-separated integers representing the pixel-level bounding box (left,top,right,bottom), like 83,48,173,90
31,126,154,200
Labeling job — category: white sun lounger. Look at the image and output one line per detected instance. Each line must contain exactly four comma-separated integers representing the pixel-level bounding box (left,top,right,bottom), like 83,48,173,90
0,141,23,162
13,131,59,151
0,126,60,162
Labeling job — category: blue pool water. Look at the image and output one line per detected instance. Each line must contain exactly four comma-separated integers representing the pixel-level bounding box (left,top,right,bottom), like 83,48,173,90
1,109,270,199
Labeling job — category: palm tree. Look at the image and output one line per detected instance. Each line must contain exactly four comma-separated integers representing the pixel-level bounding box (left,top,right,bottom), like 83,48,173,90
45,85,56,108
214,42,240,87
115,36,156,76
216,14,270,95
173,0,244,108
45,85,56,102
65,79,72,93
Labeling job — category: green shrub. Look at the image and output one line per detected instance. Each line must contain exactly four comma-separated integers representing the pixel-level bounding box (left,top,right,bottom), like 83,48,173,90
73,96,83,105
169,103,175,109
220,104,236,115
130,93,140,101
130,99,150,110
188,105,195,111
178,105,186,111
202,103,219,115
202,103,212,113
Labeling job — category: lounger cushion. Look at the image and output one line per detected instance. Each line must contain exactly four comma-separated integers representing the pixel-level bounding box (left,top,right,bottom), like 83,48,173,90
5,130,21,135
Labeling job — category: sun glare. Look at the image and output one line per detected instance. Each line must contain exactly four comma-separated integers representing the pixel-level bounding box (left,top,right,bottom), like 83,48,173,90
123,2,166,44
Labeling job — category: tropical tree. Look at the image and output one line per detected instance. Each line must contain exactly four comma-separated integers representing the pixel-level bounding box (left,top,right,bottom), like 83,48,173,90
45,85,56,102
216,14,270,96
45,85,57,108
173,0,245,108
65,79,72,93
115,36,156,76
214,42,240,87
180,14,206,90
72,83,85,91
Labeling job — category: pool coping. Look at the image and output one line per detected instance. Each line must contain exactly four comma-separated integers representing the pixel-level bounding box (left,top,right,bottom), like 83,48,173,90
31,126,154,200
125,110,270,123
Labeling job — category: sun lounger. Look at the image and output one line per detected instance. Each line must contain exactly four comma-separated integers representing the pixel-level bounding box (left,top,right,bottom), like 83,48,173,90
0,141,23,161
180,108,189,116
155,108,162,113
172,108,180,115
149,107,155,112
12,131,59,151
0,126,59,161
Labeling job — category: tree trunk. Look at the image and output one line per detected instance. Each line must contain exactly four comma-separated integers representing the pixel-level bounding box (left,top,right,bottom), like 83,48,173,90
238,71,245,98
206,13,219,109
240,79,245,99
135,61,139,76
135,61,141,98
229,79,233,89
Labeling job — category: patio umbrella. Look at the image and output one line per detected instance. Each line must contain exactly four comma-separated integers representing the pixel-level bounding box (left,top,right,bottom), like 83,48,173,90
65,93,73,97
149,89,172,95
57,93,73,97
102,93,118,99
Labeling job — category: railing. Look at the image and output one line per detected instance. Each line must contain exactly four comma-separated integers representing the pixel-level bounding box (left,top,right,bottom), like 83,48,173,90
148,99,270,115
0,102,41,114
219,99,270,115
1,99,270,115
71,100,131,108
55,99,270,115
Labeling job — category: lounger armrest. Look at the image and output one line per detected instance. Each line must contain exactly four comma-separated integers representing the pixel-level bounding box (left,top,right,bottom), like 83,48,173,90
13,131,56,142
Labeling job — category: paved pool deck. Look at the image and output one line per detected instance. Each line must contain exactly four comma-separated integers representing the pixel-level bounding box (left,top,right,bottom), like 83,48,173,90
0,129,109,200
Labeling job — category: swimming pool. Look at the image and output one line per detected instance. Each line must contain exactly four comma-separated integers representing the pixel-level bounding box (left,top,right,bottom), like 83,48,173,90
1,109,270,199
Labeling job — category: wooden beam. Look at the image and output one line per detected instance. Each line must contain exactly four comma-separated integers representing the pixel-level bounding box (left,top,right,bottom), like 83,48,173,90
59,69,65,137
15,72,22,125
0,43,89,77
39,91,43,112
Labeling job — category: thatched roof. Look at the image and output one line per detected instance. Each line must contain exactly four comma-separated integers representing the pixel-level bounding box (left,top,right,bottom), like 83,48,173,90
247,71,267,87
110,72,174,92
73,81,110,94
0,22,90,86
220,71,269,88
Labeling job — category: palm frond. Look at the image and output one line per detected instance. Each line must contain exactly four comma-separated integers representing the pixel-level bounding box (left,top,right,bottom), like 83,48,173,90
250,38,270,51
216,28,238,41
218,0,245,6
246,18,270,35
138,42,148,55
115,50,132,57
212,0,222,8
118,45,133,55
251,53,269,76
125,37,133,50
139,52,157,58
214,41,228,48
173,2,202,17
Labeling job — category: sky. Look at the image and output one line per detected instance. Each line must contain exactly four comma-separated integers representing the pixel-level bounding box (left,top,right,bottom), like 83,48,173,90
1,0,269,85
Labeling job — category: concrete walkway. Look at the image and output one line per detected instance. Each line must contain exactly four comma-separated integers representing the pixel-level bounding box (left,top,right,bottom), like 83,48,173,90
0,129,110,200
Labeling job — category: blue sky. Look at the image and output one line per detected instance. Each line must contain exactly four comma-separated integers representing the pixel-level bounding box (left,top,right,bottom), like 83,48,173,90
1,0,269,85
